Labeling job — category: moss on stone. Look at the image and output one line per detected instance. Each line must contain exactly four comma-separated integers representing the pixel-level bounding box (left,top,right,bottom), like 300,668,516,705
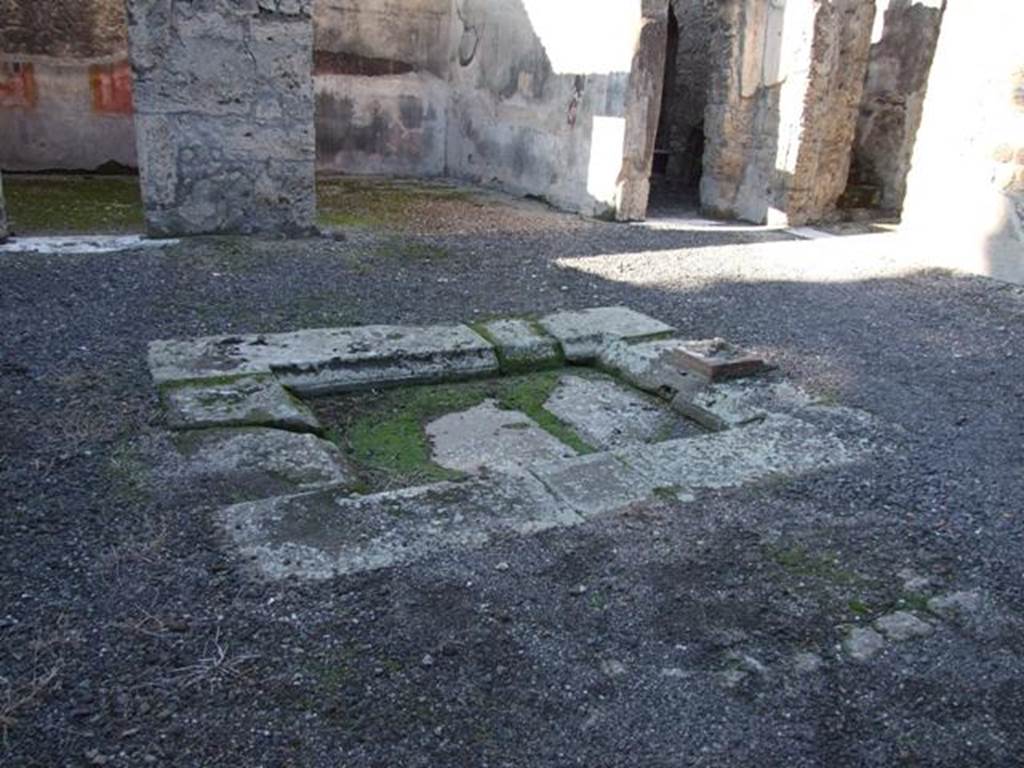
5,175,145,235
316,176,481,232
310,370,594,492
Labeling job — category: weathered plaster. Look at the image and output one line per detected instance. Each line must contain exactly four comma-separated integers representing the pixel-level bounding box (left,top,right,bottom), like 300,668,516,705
0,173,8,241
0,58,137,171
0,0,136,172
126,0,317,236
313,0,452,177
445,0,643,218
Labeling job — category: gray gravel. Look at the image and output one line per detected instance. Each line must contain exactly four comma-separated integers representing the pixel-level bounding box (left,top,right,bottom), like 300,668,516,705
2,207,1024,766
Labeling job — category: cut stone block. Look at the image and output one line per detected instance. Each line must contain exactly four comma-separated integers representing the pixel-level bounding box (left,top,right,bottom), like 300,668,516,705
626,414,861,491
163,376,321,433
671,379,815,431
426,400,577,474
176,428,354,494
538,306,675,362
598,338,704,399
529,452,656,517
149,324,499,394
217,474,581,580
478,318,562,371
531,412,869,517
542,374,686,449
669,338,766,381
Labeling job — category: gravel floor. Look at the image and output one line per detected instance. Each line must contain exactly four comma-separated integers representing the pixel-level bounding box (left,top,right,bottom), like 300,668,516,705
2,191,1024,767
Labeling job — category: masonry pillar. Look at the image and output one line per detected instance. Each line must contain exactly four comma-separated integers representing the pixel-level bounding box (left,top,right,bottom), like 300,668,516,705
125,0,316,237
845,0,946,213
701,0,875,226
616,0,670,221
0,174,8,242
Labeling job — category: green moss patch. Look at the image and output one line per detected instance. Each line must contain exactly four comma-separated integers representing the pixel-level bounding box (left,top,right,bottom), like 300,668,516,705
317,176,485,233
5,175,144,235
309,370,595,493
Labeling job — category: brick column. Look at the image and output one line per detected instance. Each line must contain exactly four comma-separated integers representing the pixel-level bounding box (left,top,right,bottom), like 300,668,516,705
126,0,316,236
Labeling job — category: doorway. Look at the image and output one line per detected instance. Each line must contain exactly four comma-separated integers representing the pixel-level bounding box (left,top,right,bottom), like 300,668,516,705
649,0,712,216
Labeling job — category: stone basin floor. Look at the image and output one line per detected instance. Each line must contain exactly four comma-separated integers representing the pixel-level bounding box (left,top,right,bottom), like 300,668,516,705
3,198,1024,766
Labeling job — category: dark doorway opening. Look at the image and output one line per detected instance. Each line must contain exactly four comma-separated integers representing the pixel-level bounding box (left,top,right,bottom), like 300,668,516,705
649,1,711,215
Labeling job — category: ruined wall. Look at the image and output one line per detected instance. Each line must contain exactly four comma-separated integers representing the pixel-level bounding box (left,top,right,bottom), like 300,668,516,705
0,0,127,59
660,0,714,188
0,174,7,241
702,0,874,226
314,0,451,176
446,0,645,218
902,0,1024,282
844,0,944,212
0,0,136,172
127,0,316,236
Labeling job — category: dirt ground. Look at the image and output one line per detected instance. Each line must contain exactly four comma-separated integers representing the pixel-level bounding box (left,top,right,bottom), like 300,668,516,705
2,180,1024,766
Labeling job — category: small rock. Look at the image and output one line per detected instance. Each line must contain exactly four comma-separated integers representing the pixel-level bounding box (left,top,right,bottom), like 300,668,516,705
874,611,933,642
570,584,587,596
601,659,627,677
719,669,747,688
927,591,982,619
843,627,885,661
660,667,688,679
726,652,767,676
494,561,510,572
793,651,824,673
420,654,435,668
897,568,933,593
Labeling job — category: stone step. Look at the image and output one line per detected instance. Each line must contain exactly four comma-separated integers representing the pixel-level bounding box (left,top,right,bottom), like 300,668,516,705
217,474,581,581
149,323,499,394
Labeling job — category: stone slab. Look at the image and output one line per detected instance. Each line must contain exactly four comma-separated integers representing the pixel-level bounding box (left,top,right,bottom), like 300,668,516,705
149,324,499,393
426,400,577,475
625,414,861,491
162,376,321,433
598,338,705,400
531,412,868,517
478,318,562,371
668,338,767,381
538,306,675,362
176,428,354,494
529,452,656,518
217,474,581,580
542,374,684,449
670,379,815,431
